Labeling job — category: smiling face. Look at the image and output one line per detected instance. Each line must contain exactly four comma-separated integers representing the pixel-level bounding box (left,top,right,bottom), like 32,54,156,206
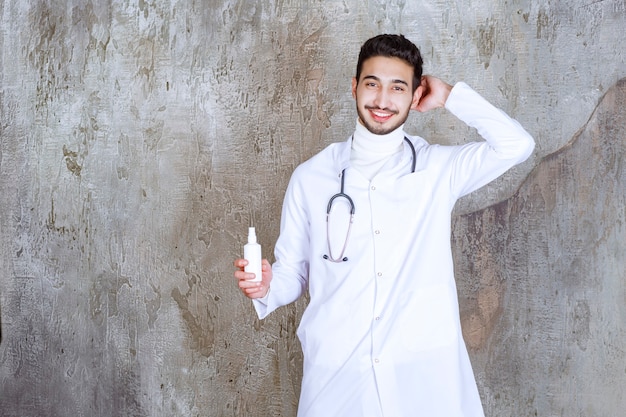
352,56,423,135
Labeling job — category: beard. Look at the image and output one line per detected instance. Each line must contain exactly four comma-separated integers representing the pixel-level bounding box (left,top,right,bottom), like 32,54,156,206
356,104,411,135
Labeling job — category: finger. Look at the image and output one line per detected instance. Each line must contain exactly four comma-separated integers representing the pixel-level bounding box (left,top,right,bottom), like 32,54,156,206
239,276,262,287
261,259,273,274
244,285,264,296
235,270,255,281
244,285,268,298
239,280,265,295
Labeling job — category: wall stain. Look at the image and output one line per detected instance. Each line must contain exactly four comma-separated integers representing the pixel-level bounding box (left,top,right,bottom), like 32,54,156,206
89,272,132,326
569,300,591,351
456,202,507,351
457,79,626,353
171,274,216,357
145,283,162,330
477,19,496,69
536,7,559,41
63,145,82,176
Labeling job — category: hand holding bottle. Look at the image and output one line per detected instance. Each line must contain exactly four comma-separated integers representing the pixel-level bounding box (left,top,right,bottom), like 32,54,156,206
235,226,271,299
234,258,272,299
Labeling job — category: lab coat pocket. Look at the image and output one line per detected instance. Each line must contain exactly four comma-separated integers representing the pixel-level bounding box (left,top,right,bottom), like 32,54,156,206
400,285,459,352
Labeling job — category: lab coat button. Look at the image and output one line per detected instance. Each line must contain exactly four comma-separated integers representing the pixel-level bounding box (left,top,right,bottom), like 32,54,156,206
377,272,383,277
374,230,380,235
374,358,380,364
371,186,376,191
375,316,381,321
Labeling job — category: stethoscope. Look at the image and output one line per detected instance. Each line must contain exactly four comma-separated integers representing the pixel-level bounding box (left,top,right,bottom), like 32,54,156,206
323,137,417,262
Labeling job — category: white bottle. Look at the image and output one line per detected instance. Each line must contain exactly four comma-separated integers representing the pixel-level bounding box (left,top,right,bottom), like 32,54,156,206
244,227,262,282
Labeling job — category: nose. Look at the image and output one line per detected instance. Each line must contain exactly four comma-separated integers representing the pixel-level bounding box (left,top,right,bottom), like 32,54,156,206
373,88,390,109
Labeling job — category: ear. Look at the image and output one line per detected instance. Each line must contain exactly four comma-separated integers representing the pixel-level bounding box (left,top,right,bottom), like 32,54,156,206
410,84,425,110
351,77,358,99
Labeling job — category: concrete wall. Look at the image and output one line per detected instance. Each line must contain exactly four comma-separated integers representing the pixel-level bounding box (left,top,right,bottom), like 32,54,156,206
0,1,624,416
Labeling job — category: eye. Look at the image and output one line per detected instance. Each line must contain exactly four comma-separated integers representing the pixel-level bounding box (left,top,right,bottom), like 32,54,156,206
392,85,406,92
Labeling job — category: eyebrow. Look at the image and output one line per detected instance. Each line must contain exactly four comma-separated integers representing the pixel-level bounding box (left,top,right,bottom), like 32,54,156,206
362,75,409,87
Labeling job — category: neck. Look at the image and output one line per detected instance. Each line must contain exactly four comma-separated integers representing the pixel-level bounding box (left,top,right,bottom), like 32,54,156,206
350,120,405,180
353,120,405,154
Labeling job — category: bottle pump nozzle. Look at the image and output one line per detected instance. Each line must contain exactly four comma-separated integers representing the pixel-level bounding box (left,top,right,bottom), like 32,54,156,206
248,227,257,244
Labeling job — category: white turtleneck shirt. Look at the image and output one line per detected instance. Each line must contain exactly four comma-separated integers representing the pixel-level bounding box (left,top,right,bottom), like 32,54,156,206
350,120,405,180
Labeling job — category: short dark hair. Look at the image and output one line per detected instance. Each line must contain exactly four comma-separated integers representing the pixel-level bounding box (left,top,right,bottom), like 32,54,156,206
355,34,424,93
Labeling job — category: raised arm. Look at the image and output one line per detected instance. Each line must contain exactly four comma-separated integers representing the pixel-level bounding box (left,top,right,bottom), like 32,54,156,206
414,78,535,198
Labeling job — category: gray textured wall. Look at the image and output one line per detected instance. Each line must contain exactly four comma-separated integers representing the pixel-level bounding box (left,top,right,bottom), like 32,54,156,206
0,1,624,416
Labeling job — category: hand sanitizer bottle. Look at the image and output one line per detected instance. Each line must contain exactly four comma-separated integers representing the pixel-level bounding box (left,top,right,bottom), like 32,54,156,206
244,227,262,282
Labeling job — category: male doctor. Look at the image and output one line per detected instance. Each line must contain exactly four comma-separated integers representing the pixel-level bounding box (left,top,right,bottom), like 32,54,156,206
234,34,534,416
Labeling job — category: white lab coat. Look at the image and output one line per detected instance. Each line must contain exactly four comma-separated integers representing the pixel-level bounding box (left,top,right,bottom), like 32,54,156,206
254,83,535,417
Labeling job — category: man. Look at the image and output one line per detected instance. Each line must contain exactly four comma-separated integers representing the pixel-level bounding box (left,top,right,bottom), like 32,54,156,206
234,34,534,416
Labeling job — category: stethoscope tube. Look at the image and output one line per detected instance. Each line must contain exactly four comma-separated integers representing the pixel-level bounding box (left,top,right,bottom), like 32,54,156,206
324,168,354,262
323,137,416,262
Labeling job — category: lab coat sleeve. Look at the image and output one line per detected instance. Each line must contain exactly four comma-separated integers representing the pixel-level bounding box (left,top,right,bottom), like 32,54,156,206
443,82,535,198
252,168,310,319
